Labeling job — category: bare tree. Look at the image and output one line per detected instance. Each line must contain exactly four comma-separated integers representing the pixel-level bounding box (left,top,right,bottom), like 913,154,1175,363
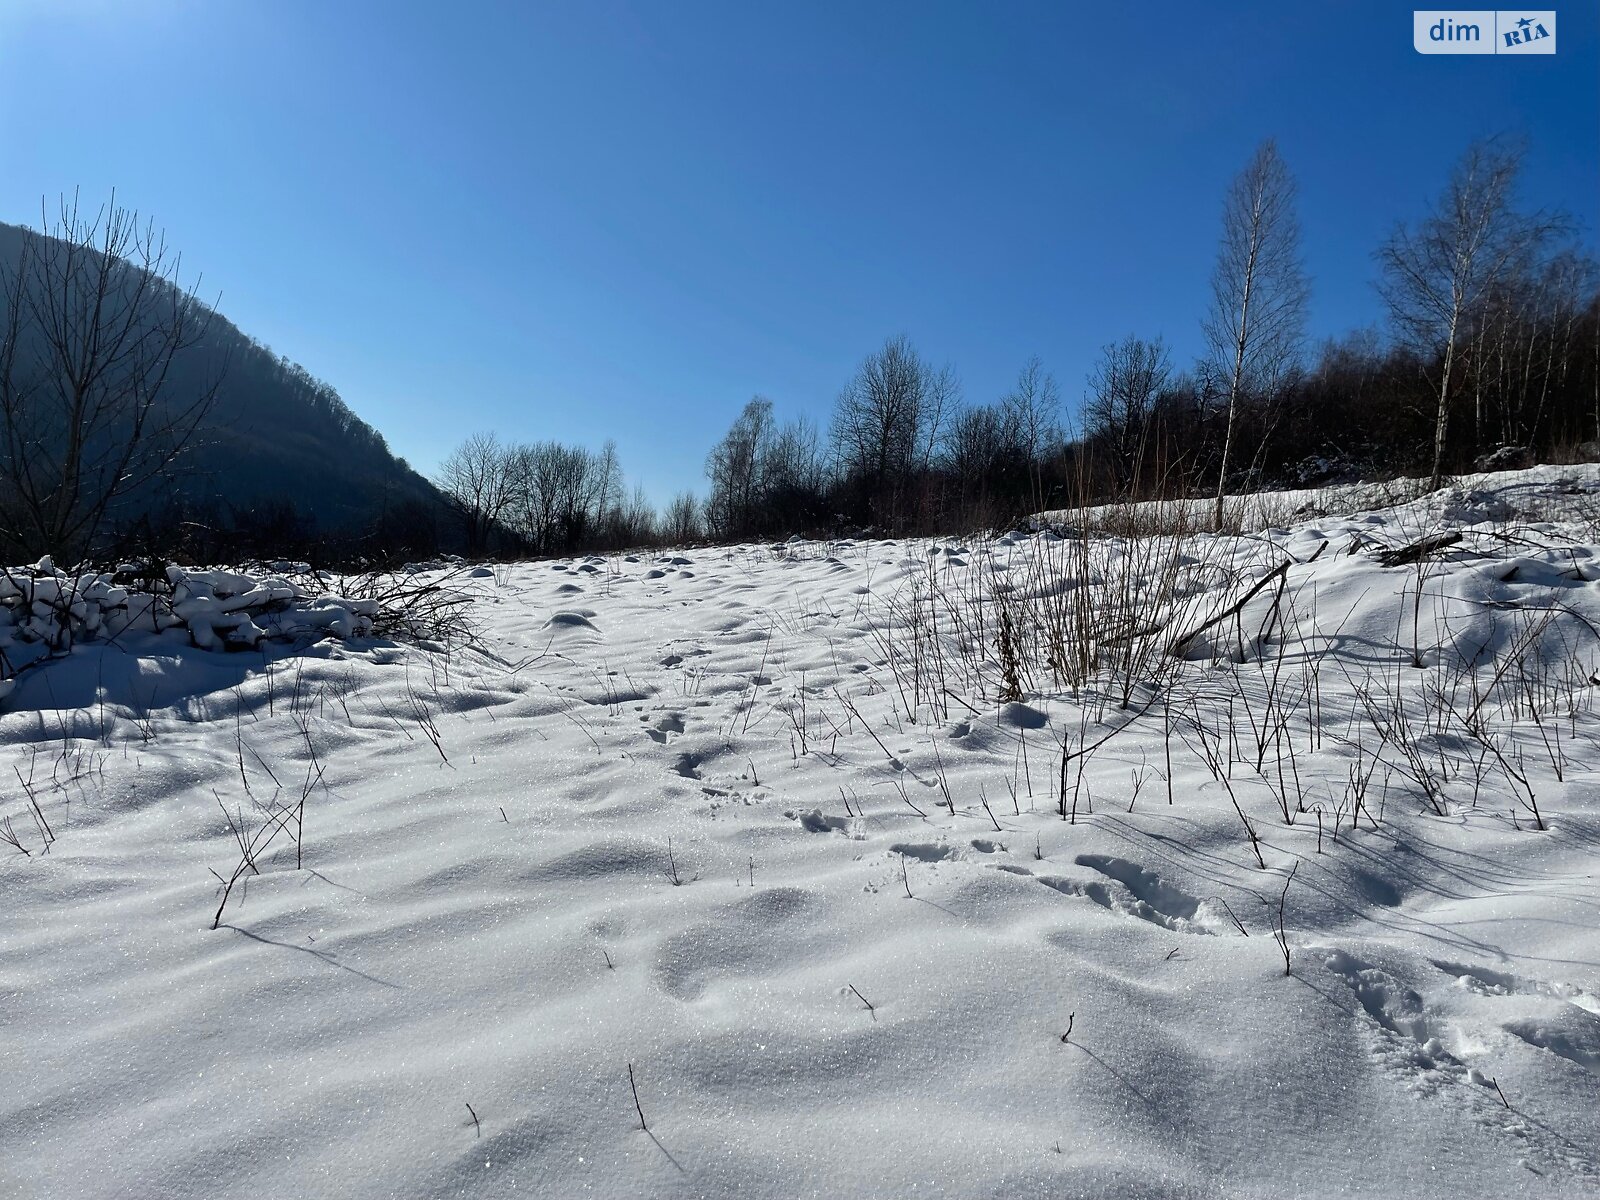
662,491,702,544
766,415,825,496
1205,140,1309,523
507,440,558,554
919,363,960,475
833,335,938,529
550,442,600,551
0,193,223,561
607,484,656,547
592,439,624,530
943,404,1009,483
435,431,515,554
1001,356,1060,513
705,396,774,540
500,439,623,555
763,414,827,530
1378,136,1563,489
1083,335,1171,492
1460,242,1596,450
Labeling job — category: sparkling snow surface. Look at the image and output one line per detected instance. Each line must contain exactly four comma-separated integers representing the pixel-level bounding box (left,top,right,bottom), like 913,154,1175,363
4,468,1600,1198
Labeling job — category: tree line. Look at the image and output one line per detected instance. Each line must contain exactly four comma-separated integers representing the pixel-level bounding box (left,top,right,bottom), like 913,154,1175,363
434,433,669,557
3,136,1591,567
439,134,1598,553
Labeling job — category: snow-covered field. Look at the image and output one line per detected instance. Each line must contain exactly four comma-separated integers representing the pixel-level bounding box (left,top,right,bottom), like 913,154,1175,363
5,468,1600,1199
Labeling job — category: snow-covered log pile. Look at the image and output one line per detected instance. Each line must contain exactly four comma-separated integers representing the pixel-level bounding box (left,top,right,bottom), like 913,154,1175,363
0,558,380,697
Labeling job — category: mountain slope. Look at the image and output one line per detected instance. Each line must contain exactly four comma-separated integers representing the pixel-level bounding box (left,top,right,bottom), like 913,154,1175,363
0,220,444,548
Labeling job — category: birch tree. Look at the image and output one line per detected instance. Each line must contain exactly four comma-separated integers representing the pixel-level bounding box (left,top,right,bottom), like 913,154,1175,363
705,397,774,540
1205,140,1308,524
1377,137,1559,488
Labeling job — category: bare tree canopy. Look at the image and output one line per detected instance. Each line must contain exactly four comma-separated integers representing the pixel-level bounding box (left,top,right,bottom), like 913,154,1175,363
1083,335,1172,490
1377,136,1568,489
833,335,955,528
705,396,775,540
1001,356,1061,513
704,398,830,540
434,431,516,555
434,432,651,557
0,193,223,561
662,491,703,544
1204,139,1309,522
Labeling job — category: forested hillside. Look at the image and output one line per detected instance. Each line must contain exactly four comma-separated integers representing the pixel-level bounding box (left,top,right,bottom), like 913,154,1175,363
0,220,444,561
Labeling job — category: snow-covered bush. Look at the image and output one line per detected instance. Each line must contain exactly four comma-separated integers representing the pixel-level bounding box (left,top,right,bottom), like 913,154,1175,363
0,558,382,700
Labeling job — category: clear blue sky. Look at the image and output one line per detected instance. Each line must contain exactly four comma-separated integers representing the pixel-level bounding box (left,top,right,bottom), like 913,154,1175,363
2,2,1595,504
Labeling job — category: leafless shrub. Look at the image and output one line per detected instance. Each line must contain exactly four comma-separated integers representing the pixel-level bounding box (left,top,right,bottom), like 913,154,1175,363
326,567,480,646
0,814,32,856
210,789,303,929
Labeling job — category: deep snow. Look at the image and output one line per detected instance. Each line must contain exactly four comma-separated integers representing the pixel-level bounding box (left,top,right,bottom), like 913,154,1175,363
3,467,1600,1198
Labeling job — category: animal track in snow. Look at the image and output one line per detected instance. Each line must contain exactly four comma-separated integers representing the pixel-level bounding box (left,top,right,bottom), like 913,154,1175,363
645,711,686,743
793,809,864,838
1045,854,1235,935
1431,959,1600,1014
1429,959,1600,1075
1325,950,1444,1049
1506,1017,1600,1074
890,842,956,862
1319,952,1600,1180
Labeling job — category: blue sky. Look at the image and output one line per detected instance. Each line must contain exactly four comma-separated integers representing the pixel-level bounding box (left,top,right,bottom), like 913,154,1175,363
1,2,1595,504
